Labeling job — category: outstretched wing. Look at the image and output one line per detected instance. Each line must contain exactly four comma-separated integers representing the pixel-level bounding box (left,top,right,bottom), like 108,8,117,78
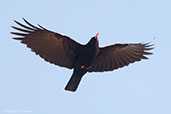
11,18,82,69
88,43,154,72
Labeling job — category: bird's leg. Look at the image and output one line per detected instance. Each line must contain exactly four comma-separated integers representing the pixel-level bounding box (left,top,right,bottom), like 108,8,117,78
81,65,85,69
80,65,91,70
86,66,92,70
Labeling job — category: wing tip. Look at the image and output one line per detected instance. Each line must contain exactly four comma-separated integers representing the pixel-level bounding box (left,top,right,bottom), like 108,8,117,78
12,37,24,40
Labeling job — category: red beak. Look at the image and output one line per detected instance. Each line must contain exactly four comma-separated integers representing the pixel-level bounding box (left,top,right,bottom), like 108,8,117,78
95,32,99,39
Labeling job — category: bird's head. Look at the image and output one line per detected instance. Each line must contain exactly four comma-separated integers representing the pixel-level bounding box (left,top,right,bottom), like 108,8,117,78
91,32,99,41
94,32,99,40
86,32,99,47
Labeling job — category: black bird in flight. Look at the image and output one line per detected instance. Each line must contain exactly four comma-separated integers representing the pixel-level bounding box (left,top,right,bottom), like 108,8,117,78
11,18,154,92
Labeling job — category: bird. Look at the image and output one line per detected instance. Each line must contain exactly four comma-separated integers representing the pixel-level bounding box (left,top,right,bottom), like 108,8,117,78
11,18,154,92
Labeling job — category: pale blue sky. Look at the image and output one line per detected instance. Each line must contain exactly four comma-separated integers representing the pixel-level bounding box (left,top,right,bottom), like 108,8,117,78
0,0,171,114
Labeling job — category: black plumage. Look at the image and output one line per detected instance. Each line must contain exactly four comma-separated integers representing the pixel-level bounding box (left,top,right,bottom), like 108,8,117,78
11,18,154,92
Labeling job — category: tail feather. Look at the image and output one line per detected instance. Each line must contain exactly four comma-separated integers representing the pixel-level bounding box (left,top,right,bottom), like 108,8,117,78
65,70,86,92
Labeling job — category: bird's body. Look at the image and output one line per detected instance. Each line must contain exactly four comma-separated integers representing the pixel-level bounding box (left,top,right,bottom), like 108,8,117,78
65,37,99,91
74,38,99,69
12,18,154,92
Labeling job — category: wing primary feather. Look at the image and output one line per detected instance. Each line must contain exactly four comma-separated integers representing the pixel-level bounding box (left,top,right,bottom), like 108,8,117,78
142,55,148,59
14,20,35,30
11,26,31,33
37,24,47,30
22,18,41,30
144,47,154,50
11,32,28,36
13,38,24,40
143,51,153,55
144,44,154,47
